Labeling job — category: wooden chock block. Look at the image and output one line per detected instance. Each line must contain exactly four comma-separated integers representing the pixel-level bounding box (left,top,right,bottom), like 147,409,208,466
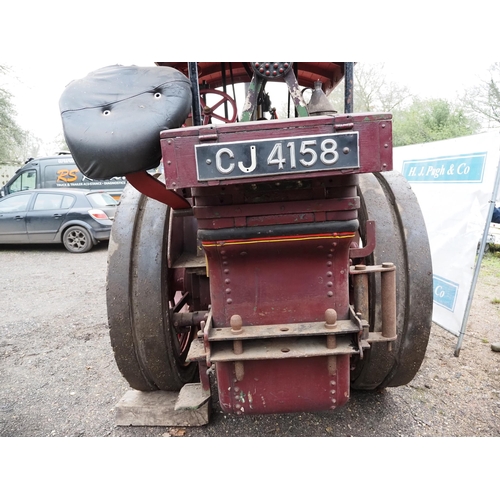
115,384,211,427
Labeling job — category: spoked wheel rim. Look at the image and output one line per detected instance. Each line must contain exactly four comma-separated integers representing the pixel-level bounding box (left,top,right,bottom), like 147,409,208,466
199,88,238,125
350,171,433,390
106,182,197,391
170,291,196,365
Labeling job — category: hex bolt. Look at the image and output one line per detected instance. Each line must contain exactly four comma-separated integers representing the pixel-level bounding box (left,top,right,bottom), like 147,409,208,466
230,315,243,334
325,309,338,349
325,308,337,329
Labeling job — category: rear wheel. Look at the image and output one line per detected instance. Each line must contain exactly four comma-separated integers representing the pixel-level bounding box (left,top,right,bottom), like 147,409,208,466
106,183,198,391
350,171,433,390
63,226,93,253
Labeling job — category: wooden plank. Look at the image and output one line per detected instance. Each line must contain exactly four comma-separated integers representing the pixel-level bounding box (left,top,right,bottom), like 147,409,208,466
115,385,210,427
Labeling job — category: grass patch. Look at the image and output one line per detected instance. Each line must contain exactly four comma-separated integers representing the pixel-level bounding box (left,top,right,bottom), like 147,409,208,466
480,252,500,279
491,298,500,305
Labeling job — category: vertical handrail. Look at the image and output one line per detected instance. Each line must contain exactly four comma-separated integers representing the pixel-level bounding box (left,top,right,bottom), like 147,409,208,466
455,156,500,356
344,62,354,114
188,62,202,126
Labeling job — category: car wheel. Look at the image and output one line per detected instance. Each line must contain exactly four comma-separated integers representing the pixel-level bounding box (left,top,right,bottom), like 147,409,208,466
63,226,94,253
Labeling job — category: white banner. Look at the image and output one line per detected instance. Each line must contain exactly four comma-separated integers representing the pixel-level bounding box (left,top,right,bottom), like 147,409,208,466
393,131,500,336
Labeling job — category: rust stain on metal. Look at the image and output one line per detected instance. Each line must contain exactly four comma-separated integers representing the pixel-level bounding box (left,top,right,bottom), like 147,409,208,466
381,263,396,339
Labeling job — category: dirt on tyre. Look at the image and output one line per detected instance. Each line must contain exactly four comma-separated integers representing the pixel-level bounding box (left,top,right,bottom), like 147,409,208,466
350,171,433,391
106,182,198,392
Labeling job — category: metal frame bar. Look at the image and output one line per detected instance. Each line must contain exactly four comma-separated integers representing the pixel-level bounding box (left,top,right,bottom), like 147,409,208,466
188,62,203,126
344,62,354,113
455,156,500,356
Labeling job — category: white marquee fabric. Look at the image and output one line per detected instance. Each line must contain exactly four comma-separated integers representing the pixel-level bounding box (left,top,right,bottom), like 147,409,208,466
393,131,500,338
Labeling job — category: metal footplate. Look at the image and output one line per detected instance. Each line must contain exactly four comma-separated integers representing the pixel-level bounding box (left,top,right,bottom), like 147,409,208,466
187,306,363,415
187,306,363,364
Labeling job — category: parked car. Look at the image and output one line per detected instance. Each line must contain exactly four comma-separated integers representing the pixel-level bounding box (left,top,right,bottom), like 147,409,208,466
485,222,500,253
0,188,117,253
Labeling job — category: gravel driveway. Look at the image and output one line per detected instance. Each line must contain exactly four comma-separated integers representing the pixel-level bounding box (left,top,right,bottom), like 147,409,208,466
1,243,499,437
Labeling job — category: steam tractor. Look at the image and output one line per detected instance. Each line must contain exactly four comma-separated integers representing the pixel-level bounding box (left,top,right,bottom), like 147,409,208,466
60,62,432,417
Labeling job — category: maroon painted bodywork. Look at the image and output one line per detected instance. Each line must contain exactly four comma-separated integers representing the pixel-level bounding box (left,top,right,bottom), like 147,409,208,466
216,355,351,414
161,114,392,190
160,112,392,414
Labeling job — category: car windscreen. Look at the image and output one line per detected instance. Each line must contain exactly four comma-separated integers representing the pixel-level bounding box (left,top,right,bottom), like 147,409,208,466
8,170,37,193
87,192,118,208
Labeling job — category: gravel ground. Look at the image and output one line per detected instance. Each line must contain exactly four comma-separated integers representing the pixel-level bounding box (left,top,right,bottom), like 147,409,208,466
1,242,499,438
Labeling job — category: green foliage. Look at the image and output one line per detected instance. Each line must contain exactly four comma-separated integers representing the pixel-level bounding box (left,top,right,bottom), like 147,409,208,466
392,98,482,147
481,251,500,279
0,65,28,164
324,63,482,147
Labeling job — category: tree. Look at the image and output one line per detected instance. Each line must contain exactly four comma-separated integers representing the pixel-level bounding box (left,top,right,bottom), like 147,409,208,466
463,62,500,127
54,132,69,153
462,62,500,128
325,63,481,146
392,98,481,147
275,63,412,118
327,62,413,113
0,65,28,164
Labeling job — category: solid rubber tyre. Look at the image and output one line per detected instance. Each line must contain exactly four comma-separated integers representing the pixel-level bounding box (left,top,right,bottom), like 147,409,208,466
350,170,433,390
106,182,197,391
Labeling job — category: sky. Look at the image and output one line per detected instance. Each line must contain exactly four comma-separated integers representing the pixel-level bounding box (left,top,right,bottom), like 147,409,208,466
2,59,152,155
1,2,498,157
2,58,495,157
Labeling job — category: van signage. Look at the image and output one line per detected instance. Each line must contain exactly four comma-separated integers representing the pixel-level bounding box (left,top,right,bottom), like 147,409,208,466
57,168,79,182
55,168,126,187
0,155,127,198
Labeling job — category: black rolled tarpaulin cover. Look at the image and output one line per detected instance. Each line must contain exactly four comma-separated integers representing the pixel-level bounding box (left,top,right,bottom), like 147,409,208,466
59,65,192,180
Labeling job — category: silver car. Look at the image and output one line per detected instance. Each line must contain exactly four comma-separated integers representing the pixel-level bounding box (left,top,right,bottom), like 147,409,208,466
0,188,117,253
